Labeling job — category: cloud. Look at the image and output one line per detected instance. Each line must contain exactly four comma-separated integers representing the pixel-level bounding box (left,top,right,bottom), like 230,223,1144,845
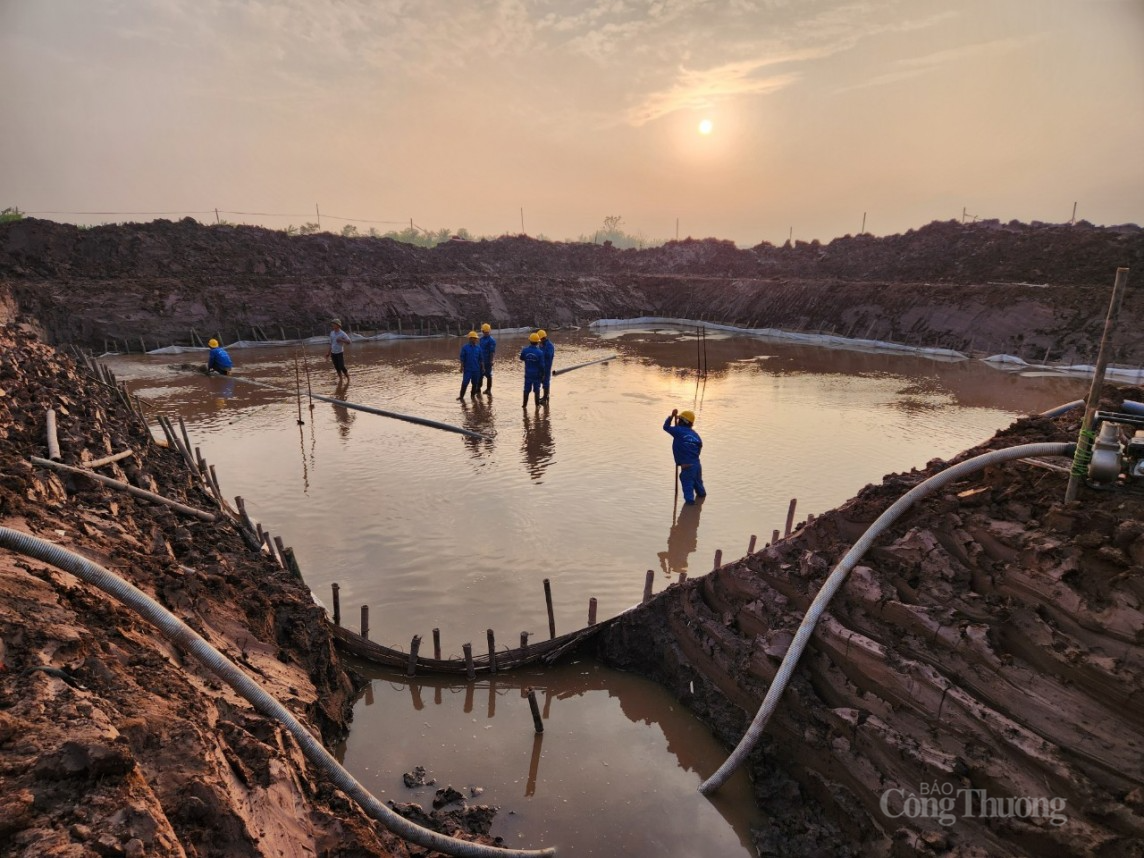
627,61,802,125
835,34,1043,93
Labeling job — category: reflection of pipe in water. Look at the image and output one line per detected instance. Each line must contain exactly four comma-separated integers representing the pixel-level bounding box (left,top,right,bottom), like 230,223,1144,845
464,683,475,714
525,733,544,797
411,683,424,711
296,420,310,493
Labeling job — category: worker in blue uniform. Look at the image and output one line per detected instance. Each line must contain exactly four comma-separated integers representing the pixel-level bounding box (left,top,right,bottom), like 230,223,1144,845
206,338,233,376
520,333,545,408
537,329,555,404
479,323,497,394
458,331,483,400
664,408,706,504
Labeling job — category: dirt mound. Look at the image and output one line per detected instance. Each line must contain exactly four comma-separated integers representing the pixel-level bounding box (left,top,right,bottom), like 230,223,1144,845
595,399,1144,856
2,217,1142,365
0,327,499,856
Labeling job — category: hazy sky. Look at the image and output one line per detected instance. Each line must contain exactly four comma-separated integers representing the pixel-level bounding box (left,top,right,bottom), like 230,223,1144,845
3,0,1142,246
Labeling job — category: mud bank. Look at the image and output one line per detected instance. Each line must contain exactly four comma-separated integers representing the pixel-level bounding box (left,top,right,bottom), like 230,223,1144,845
2,218,1143,364
0,327,504,857
593,405,1144,857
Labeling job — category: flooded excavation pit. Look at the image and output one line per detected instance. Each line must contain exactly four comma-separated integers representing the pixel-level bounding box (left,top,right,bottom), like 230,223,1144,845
110,324,1089,855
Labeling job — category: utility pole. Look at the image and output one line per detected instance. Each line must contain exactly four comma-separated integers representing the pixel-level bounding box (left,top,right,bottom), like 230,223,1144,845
315,204,321,230
861,212,866,235
1070,201,1078,225
521,207,525,234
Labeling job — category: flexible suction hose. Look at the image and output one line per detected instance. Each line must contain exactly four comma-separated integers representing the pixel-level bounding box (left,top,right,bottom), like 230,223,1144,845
698,441,1074,795
0,528,555,858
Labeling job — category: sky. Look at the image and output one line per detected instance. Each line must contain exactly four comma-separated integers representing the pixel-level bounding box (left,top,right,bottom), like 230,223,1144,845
2,0,1142,247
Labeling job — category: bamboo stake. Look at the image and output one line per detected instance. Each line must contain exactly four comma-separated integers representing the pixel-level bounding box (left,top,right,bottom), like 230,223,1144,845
544,579,556,640
84,449,135,469
784,498,797,537
45,409,61,461
1065,267,1131,502
407,635,421,677
331,583,341,626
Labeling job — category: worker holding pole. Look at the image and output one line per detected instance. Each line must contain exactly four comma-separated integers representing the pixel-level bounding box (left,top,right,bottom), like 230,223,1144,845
479,323,496,394
664,408,706,505
458,331,483,401
538,329,555,404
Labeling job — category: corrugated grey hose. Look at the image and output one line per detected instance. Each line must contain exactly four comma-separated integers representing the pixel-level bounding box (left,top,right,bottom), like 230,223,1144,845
0,527,556,858
698,441,1074,795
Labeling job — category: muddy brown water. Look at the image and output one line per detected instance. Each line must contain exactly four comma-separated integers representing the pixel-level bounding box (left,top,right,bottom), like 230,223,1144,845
108,324,1088,856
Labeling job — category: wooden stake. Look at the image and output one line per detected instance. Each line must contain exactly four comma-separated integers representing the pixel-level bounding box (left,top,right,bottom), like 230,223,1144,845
784,498,797,536
643,570,654,603
588,597,597,626
360,605,369,639
487,629,498,674
544,578,556,640
407,635,421,677
433,628,441,660
463,643,475,680
331,583,341,626
45,409,61,461
527,688,544,733
748,534,757,554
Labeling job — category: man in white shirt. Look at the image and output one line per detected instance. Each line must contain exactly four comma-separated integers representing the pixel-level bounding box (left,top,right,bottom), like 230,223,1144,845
327,319,351,382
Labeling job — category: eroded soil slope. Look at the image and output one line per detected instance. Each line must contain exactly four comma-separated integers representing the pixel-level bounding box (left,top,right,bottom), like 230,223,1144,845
0,328,499,857
595,403,1144,856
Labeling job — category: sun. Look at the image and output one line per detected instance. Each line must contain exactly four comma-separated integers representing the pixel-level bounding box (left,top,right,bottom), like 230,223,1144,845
698,119,713,135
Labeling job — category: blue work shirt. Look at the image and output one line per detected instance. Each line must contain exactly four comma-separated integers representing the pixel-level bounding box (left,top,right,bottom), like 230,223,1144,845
520,344,545,380
208,346,233,372
663,416,703,466
479,333,497,371
540,339,555,377
460,342,482,374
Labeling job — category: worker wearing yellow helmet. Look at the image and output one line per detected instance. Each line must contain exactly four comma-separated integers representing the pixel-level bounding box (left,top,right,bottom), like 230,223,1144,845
519,332,545,407
206,338,233,376
478,323,496,394
537,329,555,404
458,330,483,401
664,408,706,505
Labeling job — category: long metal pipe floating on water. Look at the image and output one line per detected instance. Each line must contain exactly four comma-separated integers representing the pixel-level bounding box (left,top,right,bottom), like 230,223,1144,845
698,441,1075,796
226,376,492,441
0,527,556,858
551,354,618,376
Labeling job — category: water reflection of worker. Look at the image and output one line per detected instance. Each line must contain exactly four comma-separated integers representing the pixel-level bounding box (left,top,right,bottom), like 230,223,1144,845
657,501,702,575
538,329,555,404
211,376,237,411
479,323,496,394
458,331,483,401
332,386,355,438
460,398,494,458
521,408,555,481
520,333,545,408
664,408,706,505
206,339,233,375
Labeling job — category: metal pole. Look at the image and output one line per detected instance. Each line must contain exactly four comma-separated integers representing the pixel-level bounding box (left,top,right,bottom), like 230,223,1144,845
1065,268,1130,502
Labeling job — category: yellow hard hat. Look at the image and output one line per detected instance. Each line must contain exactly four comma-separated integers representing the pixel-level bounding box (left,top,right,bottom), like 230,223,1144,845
208,338,219,348
529,333,540,343
481,323,491,333
537,329,547,338
468,331,479,339
679,410,696,424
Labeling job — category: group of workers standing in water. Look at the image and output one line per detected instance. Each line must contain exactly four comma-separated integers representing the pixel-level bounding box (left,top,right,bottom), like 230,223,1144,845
457,324,554,408
208,318,705,507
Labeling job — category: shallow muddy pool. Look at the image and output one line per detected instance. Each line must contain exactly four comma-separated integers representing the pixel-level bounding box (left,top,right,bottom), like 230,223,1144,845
108,324,1087,855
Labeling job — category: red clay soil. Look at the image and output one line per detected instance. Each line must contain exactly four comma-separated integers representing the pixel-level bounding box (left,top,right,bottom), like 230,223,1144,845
594,400,1144,857
0,327,504,857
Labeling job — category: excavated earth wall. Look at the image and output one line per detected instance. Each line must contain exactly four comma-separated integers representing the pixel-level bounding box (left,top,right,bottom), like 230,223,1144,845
2,217,1143,364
